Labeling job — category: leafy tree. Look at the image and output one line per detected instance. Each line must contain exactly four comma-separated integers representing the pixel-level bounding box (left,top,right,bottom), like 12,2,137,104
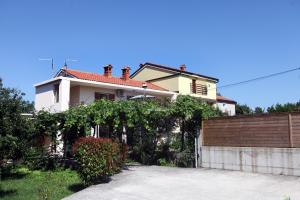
254,107,264,114
0,79,35,160
60,96,221,165
267,101,300,113
35,110,62,152
235,104,253,115
170,95,221,152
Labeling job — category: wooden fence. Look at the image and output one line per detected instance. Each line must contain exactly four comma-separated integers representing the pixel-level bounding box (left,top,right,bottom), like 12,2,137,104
202,112,300,148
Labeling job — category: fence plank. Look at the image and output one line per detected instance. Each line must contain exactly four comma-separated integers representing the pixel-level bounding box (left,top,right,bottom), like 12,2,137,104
202,112,300,148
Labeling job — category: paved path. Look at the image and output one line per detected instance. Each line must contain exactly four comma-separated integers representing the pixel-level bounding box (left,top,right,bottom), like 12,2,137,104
64,166,300,200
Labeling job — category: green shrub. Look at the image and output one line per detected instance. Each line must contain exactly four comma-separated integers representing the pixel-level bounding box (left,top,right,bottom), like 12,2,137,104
73,137,127,185
158,158,167,166
175,150,194,167
24,147,59,170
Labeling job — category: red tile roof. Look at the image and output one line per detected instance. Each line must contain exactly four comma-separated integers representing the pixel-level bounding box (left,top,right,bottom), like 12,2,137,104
216,95,236,104
63,68,168,91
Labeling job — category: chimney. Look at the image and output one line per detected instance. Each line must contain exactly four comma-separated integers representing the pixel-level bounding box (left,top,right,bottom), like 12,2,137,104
121,66,130,80
104,64,113,77
179,64,186,71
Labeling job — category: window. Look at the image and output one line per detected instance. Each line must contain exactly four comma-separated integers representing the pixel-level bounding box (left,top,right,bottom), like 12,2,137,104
190,81,208,95
53,84,59,103
192,79,196,94
95,92,115,101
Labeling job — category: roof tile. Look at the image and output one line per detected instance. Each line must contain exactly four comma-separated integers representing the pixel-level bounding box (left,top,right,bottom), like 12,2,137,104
216,95,236,104
64,69,168,91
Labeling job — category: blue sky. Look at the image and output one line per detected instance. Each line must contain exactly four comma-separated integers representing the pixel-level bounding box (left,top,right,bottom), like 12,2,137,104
0,0,300,108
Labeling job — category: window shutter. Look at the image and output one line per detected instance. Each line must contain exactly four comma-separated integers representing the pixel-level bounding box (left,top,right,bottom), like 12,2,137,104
192,79,196,94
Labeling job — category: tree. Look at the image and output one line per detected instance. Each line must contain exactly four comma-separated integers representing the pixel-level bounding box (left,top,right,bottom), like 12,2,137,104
254,107,264,114
171,95,221,152
235,104,253,115
267,101,300,113
0,79,35,160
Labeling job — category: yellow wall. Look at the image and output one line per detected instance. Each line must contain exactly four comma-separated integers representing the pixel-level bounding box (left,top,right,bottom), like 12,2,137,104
132,67,175,81
150,76,180,92
178,76,216,100
150,75,216,100
131,66,217,101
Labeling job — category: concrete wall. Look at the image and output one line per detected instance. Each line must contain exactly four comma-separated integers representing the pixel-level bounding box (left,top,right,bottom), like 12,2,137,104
70,86,80,107
35,81,61,112
201,146,300,176
59,79,70,111
35,79,70,112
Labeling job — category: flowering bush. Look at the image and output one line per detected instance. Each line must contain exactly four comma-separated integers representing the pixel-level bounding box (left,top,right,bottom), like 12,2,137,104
73,137,127,185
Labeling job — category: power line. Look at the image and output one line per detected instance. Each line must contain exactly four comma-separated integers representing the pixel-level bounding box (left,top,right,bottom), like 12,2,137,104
216,66,300,90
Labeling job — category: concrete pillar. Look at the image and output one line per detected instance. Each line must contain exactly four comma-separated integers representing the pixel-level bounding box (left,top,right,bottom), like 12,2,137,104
198,129,203,167
59,79,70,111
171,93,178,102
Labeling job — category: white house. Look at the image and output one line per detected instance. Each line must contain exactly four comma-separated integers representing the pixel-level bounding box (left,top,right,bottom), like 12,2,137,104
34,65,176,113
216,95,237,116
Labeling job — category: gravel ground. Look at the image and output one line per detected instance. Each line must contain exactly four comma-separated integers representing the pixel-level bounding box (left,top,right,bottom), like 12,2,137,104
64,166,300,200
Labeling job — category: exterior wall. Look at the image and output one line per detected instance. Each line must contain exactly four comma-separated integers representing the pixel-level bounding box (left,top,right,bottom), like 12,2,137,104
131,66,217,102
201,146,300,176
35,79,70,112
132,67,175,81
150,76,180,92
78,86,116,105
149,75,217,101
74,85,169,105
70,86,80,107
59,79,70,111
178,76,217,100
216,102,236,116
35,81,61,112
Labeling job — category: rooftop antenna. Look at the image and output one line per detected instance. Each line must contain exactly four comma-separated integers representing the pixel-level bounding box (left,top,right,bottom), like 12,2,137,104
39,58,54,70
64,58,79,69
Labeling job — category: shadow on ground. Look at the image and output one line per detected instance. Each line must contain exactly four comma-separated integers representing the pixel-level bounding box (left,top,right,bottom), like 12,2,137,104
68,176,112,193
68,183,86,193
0,170,27,180
0,189,17,198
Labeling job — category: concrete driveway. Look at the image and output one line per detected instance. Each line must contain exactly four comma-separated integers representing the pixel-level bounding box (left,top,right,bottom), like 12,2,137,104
64,166,300,200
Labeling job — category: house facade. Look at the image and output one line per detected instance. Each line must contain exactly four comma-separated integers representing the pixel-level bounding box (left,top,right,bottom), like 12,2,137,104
34,62,236,116
35,65,176,113
216,95,237,116
131,63,218,103
130,62,236,115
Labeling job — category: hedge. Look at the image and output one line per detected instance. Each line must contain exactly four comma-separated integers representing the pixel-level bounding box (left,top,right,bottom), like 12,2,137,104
73,137,127,185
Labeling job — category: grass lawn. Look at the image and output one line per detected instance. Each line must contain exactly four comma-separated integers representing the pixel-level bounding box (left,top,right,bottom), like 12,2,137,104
0,167,84,200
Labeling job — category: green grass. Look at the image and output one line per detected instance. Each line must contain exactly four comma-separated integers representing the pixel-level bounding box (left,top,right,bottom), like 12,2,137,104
0,167,84,200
